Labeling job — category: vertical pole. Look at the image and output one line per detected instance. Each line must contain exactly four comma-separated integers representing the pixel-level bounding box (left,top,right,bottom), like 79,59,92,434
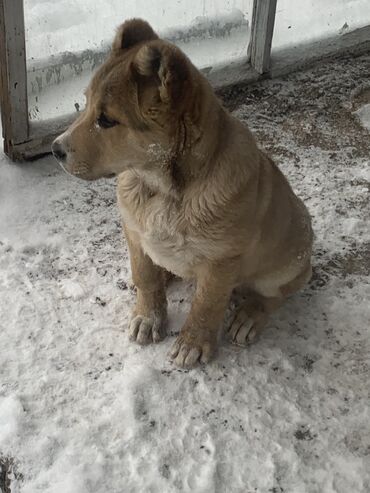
249,0,277,74
0,0,29,159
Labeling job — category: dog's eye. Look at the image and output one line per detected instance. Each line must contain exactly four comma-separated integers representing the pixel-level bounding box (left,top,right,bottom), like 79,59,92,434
96,113,119,129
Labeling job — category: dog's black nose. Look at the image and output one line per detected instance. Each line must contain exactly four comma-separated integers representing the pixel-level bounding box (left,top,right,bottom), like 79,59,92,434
52,141,67,162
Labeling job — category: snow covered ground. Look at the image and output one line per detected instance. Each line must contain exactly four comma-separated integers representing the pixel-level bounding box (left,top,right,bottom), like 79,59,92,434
1,52,370,492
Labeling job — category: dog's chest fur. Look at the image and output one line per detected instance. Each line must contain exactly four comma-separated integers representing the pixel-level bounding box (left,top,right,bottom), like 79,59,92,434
117,171,210,278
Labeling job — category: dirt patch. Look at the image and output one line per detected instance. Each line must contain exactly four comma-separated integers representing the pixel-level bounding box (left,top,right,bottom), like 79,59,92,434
311,243,370,289
351,85,370,110
294,426,316,441
0,456,22,493
218,52,370,158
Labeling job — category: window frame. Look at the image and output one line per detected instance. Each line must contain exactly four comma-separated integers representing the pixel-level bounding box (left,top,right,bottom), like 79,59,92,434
1,0,369,160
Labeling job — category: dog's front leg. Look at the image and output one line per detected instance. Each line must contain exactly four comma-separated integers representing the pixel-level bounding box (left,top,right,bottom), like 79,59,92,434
169,260,237,368
124,226,168,344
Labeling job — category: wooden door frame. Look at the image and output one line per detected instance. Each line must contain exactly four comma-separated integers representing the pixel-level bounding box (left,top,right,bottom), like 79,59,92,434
0,0,29,159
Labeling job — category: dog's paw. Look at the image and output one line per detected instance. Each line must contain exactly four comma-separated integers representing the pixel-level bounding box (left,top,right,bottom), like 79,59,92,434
169,333,215,368
226,307,260,346
129,312,166,345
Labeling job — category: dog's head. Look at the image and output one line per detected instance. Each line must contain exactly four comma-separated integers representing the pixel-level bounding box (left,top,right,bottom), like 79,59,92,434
52,19,199,181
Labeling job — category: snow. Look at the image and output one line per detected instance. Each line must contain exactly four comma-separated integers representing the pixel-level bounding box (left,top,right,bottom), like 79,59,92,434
1,53,370,492
355,103,370,132
59,278,87,300
0,397,24,448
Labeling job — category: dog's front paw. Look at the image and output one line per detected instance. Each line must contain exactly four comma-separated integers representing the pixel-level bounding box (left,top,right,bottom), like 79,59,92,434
129,312,166,345
169,332,215,368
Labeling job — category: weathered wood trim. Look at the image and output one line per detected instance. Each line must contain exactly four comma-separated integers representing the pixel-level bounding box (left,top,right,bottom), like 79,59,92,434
10,114,77,160
249,0,277,74
0,0,28,158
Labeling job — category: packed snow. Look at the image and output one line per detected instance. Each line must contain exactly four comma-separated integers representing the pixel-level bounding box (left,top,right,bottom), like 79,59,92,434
1,52,370,492
355,104,370,132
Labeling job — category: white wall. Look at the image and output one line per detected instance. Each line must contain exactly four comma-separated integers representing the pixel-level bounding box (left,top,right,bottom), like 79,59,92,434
273,0,370,50
24,0,253,60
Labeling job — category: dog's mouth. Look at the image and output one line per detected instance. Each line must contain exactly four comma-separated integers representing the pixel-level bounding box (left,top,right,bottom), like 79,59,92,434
56,160,75,178
54,154,116,181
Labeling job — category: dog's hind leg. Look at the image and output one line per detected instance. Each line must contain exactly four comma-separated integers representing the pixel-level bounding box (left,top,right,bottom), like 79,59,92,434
227,292,283,346
227,263,312,346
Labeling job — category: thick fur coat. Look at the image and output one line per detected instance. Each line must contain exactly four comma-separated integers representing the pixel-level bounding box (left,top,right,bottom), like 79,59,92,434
52,19,313,367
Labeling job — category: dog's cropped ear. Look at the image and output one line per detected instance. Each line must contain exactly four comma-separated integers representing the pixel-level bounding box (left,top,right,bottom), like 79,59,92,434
133,43,190,108
112,19,158,52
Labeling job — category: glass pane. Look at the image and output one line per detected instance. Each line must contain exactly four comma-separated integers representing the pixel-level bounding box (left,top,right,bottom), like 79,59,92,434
24,0,253,123
273,0,370,51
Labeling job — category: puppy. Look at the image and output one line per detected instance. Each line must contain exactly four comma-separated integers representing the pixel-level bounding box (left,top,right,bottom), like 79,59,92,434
52,19,313,368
